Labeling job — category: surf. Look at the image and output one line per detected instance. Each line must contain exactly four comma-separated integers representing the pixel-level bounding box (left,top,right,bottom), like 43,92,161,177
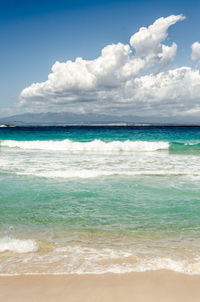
0,139,169,152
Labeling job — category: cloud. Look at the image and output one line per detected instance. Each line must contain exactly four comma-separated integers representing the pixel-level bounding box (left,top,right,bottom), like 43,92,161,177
124,67,200,114
191,42,200,61
130,15,184,60
19,14,200,118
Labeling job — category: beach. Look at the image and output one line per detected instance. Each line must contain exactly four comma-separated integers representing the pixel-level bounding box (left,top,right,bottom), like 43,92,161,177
1,4,200,301
1,270,200,302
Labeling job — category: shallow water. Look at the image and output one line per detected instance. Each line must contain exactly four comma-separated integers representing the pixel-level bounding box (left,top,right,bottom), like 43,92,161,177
0,126,200,275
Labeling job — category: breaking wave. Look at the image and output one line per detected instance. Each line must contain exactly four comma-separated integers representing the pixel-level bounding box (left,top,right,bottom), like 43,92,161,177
1,243,200,275
1,139,200,154
0,139,169,152
0,237,38,253
169,141,200,153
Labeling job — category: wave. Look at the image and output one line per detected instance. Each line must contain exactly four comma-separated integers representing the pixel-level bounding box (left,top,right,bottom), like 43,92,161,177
14,170,200,179
0,139,169,152
169,142,200,153
0,237,38,253
1,243,200,275
1,139,200,154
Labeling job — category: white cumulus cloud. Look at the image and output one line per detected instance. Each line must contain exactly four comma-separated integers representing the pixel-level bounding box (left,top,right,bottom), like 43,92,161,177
18,14,200,118
191,42,200,61
130,15,184,60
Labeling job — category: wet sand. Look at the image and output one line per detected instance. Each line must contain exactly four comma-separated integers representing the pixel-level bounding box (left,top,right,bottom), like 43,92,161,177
0,270,200,302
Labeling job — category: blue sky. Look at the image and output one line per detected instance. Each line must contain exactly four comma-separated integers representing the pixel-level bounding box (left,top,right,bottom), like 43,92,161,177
1,0,200,120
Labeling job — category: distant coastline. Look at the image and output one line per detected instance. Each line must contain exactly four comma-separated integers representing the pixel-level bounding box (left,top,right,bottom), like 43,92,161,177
1,123,200,127
0,112,200,127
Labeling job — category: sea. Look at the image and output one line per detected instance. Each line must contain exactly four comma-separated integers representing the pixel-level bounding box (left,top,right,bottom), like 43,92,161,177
0,125,200,275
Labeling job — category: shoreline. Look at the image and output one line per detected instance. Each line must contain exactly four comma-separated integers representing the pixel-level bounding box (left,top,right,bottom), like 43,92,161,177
1,270,200,302
2,124,200,127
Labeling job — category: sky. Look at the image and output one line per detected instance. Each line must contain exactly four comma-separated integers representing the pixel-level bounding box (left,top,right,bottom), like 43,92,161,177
1,0,200,121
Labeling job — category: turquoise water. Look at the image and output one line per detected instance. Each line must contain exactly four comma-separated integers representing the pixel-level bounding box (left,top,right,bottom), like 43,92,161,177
0,126,200,274
1,125,200,141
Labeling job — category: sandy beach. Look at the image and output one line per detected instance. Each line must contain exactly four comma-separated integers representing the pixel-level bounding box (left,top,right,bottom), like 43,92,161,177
0,270,200,302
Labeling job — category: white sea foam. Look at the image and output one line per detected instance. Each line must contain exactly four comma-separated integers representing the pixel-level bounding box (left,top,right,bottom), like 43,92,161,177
51,246,200,275
0,139,169,152
1,243,200,275
134,258,200,274
0,237,38,253
15,170,200,179
1,142,200,180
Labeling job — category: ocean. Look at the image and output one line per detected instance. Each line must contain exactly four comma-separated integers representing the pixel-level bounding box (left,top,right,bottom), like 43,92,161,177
0,126,200,275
